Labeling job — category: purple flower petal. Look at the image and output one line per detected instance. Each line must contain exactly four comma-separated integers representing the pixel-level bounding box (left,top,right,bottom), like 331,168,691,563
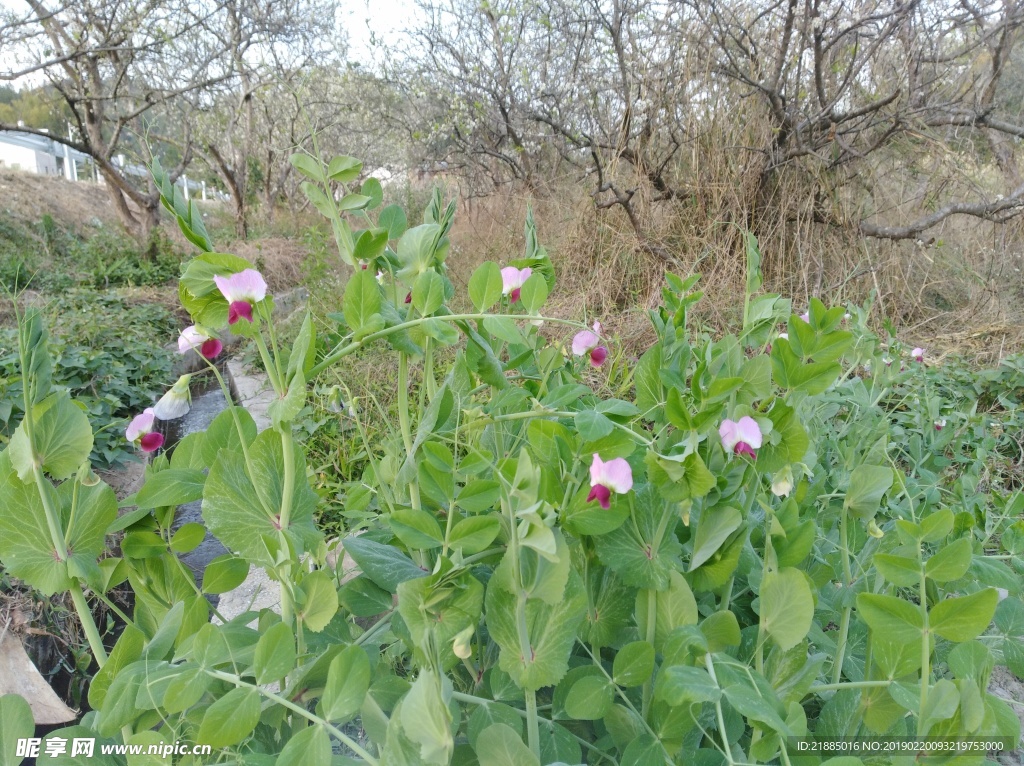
227,300,254,325
201,338,223,359
140,432,164,452
589,346,608,367
587,484,611,509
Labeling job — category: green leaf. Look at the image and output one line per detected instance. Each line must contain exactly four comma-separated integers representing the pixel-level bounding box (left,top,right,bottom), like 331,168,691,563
919,679,960,735
254,621,296,684
595,485,682,590
925,538,973,582
449,515,501,554
844,465,894,520
873,553,921,587
339,576,392,617
565,675,613,719
857,593,923,644
412,271,446,315
170,523,206,554
276,724,331,766
136,469,206,510
9,392,93,481
475,723,539,766
575,410,615,441
654,665,721,707
202,429,321,568
468,703,523,749
328,155,363,182
456,481,501,514
486,568,587,691
0,694,34,766
400,671,454,764
929,589,998,642
379,204,408,239
343,537,427,593
161,666,210,715
613,641,655,687
344,268,383,338
201,554,249,594
701,610,742,651
519,273,548,312
290,153,325,182
339,193,373,212
391,508,444,549
197,686,261,748
0,452,116,595
690,506,743,571
201,406,257,466
296,570,339,632
761,568,815,651
362,177,384,209
469,262,504,312
323,645,371,723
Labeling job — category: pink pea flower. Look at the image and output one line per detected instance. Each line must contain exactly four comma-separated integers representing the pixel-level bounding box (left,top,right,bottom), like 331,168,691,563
404,291,412,304
934,418,946,431
571,322,608,367
126,408,163,452
911,347,925,363
500,267,532,303
587,453,633,509
213,269,267,325
178,325,223,360
799,311,810,323
719,416,763,459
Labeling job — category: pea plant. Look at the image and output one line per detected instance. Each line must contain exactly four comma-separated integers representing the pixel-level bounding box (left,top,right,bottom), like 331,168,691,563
0,150,1021,766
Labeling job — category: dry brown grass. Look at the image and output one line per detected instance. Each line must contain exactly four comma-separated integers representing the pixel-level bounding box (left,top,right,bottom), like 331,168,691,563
441,169,1024,362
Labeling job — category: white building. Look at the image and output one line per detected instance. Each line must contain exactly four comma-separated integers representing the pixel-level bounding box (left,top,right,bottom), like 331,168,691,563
0,130,87,178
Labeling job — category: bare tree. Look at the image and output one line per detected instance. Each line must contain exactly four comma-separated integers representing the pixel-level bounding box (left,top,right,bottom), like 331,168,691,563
190,0,344,239
0,0,241,247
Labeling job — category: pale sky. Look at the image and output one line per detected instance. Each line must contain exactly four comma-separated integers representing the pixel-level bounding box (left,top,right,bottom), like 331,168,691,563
342,0,420,62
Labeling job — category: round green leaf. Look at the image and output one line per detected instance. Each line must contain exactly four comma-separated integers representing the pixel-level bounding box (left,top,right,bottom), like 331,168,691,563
613,641,655,687
254,621,296,685
761,567,814,651
0,694,35,766
564,675,613,720
170,523,207,554
197,686,260,748
323,645,371,723
201,554,249,594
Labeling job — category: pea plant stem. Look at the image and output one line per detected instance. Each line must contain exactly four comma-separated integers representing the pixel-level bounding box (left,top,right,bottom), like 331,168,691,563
831,507,854,685
450,692,619,765
641,587,657,719
705,653,736,766
309,313,588,378
206,669,378,765
19,359,109,668
918,566,930,735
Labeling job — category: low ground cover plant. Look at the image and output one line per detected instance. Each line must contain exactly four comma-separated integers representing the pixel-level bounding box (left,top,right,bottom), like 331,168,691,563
0,151,1021,766
0,290,177,468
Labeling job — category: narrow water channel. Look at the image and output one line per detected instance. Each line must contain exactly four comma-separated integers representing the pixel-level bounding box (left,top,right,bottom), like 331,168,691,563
161,372,231,595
